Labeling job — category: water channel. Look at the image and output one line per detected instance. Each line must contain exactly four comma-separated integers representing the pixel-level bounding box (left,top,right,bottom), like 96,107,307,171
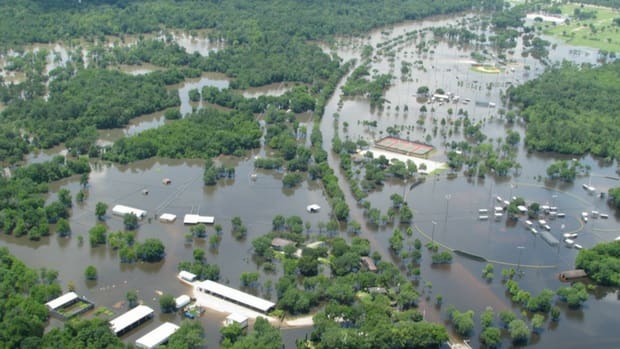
1,11,619,349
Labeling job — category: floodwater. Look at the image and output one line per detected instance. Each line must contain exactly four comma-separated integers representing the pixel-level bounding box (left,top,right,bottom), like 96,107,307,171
2,12,619,349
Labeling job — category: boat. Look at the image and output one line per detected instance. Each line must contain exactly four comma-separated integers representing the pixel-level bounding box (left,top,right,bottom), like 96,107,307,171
563,233,578,239
564,238,575,247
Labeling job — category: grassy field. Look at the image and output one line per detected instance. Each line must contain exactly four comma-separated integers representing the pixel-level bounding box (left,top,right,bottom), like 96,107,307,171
538,4,620,53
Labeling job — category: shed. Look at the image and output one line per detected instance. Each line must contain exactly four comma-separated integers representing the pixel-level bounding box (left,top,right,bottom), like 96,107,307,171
306,204,321,213
135,322,179,349
183,214,215,225
559,269,587,282
175,295,191,310
517,205,527,214
178,270,197,282
225,313,249,328
159,213,177,223
271,238,295,250
360,256,378,272
112,205,147,219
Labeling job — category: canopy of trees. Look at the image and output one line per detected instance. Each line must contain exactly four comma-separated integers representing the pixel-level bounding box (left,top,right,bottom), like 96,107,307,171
576,241,620,286
508,61,620,159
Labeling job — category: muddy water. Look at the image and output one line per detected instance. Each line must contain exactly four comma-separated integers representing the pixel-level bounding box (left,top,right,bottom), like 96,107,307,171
2,14,619,349
318,13,619,348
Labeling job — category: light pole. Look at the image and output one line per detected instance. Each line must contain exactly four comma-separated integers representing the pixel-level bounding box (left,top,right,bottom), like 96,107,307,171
431,221,437,244
517,246,525,272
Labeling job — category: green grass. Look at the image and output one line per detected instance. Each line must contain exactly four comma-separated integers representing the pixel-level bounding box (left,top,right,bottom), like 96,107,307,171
540,4,620,52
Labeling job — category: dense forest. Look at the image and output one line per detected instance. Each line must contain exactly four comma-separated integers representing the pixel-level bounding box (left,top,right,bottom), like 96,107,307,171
576,241,620,286
508,61,620,160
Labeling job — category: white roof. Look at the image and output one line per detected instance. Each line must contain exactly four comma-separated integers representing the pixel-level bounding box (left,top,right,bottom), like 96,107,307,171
175,295,191,309
112,204,147,218
226,312,249,323
183,214,215,224
135,322,180,349
517,205,527,212
45,292,78,310
178,270,197,281
195,280,275,313
159,213,177,222
306,204,321,212
109,305,154,335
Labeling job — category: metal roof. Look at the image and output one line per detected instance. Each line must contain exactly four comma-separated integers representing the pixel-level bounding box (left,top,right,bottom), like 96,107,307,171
109,305,154,335
195,280,275,313
183,214,215,224
135,322,179,349
178,270,197,282
45,292,78,310
159,213,177,222
112,204,147,218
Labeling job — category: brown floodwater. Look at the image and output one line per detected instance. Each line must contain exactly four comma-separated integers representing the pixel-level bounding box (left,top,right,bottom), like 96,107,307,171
3,12,619,349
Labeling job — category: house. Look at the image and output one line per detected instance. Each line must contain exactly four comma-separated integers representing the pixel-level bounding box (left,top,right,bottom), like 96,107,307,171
225,313,249,329
271,238,295,251
360,256,377,272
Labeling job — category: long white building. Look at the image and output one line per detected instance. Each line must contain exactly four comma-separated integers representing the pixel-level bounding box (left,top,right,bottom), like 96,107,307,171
135,322,180,349
195,280,275,313
109,305,154,336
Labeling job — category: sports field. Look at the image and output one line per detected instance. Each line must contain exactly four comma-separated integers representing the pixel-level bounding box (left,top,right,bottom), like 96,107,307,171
375,137,434,156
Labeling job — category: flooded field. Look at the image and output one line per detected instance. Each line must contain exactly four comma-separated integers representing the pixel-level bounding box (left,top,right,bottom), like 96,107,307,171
2,11,619,349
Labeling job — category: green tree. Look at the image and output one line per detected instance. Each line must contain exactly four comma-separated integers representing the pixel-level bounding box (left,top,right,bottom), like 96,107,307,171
58,188,72,208
240,272,260,287
556,282,589,308
193,248,206,262
95,202,108,220
123,213,139,230
168,320,205,349
89,224,107,247
56,218,71,237
84,265,97,280
531,313,545,333
480,326,502,348
126,290,138,309
159,293,176,313
480,306,495,329
508,319,530,344
136,238,165,262
220,322,244,346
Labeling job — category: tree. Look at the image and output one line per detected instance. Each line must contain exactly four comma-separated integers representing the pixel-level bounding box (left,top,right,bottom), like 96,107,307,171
399,204,413,224
84,265,97,280
480,306,495,329
56,218,71,237
531,313,545,333
499,310,516,327
126,290,138,309
480,327,502,348
240,272,260,287
609,187,620,209
333,199,349,221
508,319,530,344
298,255,319,277
159,293,176,313
220,322,244,346
231,317,282,349
95,202,108,220
556,282,588,308
191,224,207,238
448,308,475,337
193,248,205,262
89,224,107,246
136,238,165,262
123,213,139,230
58,188,72,208
168,320,205,349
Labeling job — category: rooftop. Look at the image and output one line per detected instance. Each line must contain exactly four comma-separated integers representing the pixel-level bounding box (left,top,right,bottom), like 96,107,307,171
135,322,179,349
109,305,154,335
195,280,275,313
45,292,78,310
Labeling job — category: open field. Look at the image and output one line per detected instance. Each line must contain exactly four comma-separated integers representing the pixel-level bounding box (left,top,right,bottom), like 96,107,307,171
539,4,620,52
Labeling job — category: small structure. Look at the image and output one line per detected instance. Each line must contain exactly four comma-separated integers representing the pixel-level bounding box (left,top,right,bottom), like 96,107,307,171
109,305,154,336
367,287,387,294
374,136,434,158
183,214,215,225
225,313,249,329
178,270,197,283
159,213,177,223
271,238,295,251
559,269,587,282
112,205,147,219
195,280,276,313
306,204,321,213
600,213,609,219
360,256,378,272
175,295,191,310
135,322,179,349
162,178,172,185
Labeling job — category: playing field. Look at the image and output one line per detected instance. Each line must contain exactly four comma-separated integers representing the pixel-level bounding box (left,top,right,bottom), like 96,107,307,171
375,137,434,156
540,4,620,53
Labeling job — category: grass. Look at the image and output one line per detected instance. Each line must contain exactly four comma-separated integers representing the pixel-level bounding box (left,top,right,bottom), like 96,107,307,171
539,4,620,52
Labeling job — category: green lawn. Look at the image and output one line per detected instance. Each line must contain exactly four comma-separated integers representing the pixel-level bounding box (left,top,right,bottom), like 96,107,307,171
539,4,620,53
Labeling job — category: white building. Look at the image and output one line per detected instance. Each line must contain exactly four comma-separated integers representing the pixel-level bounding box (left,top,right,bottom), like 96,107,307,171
195,280,275,313
112,205,147,219
109,305,154,336
225,313,249,328
135,322,180,349
183,214,215,225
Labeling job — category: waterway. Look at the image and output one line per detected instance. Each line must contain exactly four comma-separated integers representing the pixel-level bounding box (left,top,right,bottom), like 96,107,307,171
2,11,619,349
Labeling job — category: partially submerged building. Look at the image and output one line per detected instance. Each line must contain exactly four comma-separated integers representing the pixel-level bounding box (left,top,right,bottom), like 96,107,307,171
109,305,154,336
183,214,215,225
195,280,276,314
271,238,295,251
225,313,249,328
112,205,147,219
135,322,179,349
